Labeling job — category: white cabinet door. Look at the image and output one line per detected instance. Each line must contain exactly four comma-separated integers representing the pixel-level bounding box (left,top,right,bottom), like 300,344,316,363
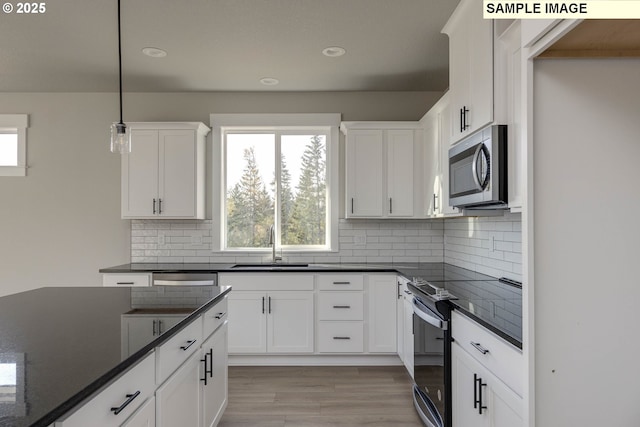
121,315,185,358
423,107,440,217
227,292,267,353
452,342,523,427
122,123,208,219
201,323,228,427
267,291,314,353
346,129,384,217
386,130,415,217
159,129,198,218
122,130,159,218
402,290,414,378
367,275,397,353
445,0,493,143
121,396,155,427
156,352,202,427
396,279,405,364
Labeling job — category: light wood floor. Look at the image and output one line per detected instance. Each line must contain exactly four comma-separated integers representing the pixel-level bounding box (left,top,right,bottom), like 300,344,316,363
218,365,424,427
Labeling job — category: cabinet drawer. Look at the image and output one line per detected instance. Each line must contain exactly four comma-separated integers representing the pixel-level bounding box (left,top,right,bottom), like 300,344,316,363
203,296,228,339
317,292,363,321
156,318,203,385
317,322,364,353
317,274,364,291
54,353,155,427
451,310,523,396
102,273,150,287
219,273,314,291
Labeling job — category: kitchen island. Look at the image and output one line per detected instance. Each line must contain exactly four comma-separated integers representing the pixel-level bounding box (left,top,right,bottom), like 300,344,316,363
0,285,230,427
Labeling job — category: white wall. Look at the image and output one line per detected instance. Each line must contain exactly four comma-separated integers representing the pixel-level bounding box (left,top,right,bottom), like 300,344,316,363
533,59,640,427
0,91,440,297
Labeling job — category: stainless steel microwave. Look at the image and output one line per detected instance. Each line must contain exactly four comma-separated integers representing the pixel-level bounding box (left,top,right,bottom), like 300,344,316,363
448,125,507,209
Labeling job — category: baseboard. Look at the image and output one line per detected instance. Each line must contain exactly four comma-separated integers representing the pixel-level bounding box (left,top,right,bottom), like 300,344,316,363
228,354,403,366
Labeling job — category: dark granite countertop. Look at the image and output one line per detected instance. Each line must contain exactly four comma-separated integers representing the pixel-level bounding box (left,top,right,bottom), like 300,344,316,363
100,262,522,347
0,285,230,427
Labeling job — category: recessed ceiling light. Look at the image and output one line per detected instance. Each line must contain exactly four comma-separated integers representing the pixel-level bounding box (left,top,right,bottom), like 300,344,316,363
322,46,346,57
142,47,167,58
260,77,279,86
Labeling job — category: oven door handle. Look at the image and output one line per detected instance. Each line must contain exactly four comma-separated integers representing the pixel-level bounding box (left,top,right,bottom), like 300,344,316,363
412,298,447,330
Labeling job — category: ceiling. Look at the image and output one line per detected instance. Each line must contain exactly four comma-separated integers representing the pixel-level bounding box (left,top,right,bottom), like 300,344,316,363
0,0,460,92
540,20,640,58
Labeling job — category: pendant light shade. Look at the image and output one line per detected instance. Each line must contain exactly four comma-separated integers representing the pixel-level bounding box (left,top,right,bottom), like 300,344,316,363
110,0,130,154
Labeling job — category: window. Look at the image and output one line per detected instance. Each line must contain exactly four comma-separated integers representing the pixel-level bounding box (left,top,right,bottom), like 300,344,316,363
211,114,340,252
0,114,29,176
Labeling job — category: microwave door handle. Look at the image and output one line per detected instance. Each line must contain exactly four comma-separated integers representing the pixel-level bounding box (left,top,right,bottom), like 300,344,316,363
471,144,484,191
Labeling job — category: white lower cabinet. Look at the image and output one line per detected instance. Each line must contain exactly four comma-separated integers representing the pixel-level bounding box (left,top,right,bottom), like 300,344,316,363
452,342,523,427
156,352,202,427
121,396,156,427
201,323,228,427
451,311,523,427
227,291,314,354
367,275,397,353
54,353,156,427
121,314,187,358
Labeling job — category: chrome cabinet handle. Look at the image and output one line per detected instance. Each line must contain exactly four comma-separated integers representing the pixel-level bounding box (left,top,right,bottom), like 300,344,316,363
153,198,156,214
110,391,140,415
470,341,489,355
333,336,351,340
214,312,226,320
180,339,197,351
333,305,351,309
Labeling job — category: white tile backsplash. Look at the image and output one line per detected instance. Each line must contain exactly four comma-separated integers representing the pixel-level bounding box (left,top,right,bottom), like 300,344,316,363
130,219,446,264
129,213,522,281
443,212,522,282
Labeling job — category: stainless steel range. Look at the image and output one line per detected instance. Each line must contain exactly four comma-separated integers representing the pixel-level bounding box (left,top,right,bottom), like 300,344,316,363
408,278,457,427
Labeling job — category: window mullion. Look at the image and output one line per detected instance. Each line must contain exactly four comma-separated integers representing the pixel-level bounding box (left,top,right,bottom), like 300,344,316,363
274,132,282,248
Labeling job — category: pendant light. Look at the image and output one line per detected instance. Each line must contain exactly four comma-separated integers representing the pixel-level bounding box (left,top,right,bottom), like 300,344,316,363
110,0,130,154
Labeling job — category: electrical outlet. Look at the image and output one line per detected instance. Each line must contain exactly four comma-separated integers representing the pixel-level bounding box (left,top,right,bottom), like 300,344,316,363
158,232,165,246
489,235,495,253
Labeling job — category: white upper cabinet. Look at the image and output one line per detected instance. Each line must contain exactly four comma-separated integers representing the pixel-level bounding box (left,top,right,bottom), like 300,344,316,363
443,0,494,144
342,122,423,219
345,129,384,217
421,93,461,218
122,122,210,219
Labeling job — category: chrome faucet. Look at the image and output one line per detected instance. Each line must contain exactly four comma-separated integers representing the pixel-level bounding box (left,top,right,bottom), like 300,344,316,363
268,225,282,263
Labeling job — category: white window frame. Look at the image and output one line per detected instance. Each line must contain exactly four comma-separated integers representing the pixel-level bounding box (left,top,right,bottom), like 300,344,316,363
210,113,340,253
0,114,29,176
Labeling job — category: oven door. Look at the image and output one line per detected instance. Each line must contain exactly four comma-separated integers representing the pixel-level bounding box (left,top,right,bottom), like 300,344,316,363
412,297,448,427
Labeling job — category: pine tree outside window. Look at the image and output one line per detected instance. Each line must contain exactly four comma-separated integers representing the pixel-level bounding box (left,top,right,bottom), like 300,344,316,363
224,131,329,250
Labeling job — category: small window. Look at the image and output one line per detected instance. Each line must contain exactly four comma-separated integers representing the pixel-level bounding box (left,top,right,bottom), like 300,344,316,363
0,114,28,176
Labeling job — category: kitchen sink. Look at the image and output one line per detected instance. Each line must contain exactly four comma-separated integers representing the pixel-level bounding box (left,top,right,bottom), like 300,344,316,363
230,263,309,270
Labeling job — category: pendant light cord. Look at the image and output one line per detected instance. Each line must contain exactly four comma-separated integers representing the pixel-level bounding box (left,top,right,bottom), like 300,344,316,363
117,0,124,125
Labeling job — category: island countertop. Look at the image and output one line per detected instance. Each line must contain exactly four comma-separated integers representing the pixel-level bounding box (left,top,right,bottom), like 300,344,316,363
0,285,230,427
